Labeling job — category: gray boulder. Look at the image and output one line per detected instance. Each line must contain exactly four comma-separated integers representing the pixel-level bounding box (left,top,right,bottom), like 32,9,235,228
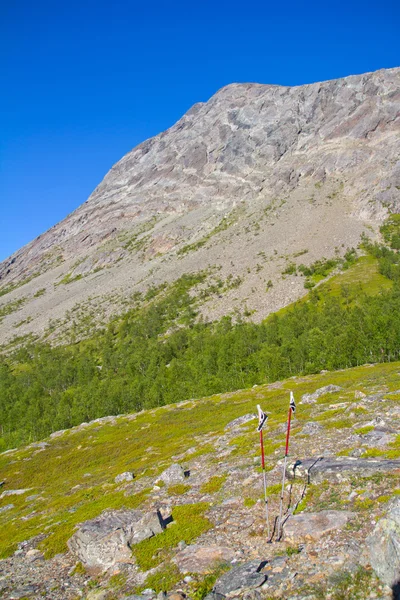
68,508,165,570
301,384,342,404
127,511,164,545
158,463,186,485
212,560,267,596
287,457,400,484
368,497,400,587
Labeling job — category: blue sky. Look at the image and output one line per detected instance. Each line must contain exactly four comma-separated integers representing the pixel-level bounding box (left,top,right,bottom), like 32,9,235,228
1,0,399,261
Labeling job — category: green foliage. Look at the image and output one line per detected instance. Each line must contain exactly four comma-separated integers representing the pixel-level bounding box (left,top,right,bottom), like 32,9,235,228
71,561,86,576
189,564,231,600
0,297,27,322
167,483,190,495
200,475,227,494
243,497,256,507
33,288,46,298
57,272,83,285
140,563,181,593
380,213,400,249
131,503,212,570
286,545,301,556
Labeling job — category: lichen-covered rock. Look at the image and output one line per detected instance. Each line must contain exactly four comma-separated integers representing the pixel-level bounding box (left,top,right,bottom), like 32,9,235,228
301,385,342,404
158,463,186,485
68,508,165,570
283,510,354,542
367,497,400,587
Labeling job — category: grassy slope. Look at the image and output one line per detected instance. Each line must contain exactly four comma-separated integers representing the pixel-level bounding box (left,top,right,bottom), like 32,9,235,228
1,361,400,561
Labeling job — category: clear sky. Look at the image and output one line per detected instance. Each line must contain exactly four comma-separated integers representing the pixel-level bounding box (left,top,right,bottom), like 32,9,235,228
1,0,399,261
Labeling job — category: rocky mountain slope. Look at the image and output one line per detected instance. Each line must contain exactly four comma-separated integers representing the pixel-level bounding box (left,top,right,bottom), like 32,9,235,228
1,362,400,599
0,67,399,344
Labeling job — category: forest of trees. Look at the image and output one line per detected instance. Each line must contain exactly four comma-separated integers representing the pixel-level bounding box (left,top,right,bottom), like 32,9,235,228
1,255,400,451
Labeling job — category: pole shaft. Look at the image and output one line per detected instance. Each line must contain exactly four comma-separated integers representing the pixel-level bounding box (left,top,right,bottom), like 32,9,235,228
278,405,293,540
259,429,270,539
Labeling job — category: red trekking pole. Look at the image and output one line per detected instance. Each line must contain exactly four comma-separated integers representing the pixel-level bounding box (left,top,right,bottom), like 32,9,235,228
277,391,296,540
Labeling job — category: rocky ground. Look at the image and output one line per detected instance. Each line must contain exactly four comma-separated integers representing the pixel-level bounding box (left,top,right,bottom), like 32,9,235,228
0,363,400,599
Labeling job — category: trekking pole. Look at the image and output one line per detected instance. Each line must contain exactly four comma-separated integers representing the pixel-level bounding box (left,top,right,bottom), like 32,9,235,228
277,391,296,541
257,405,270,539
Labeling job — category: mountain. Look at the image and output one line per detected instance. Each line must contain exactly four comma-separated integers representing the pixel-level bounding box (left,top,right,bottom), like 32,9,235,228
0,67,399,344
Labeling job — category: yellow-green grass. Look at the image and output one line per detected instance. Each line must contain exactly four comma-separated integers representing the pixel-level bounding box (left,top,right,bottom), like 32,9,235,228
200,474,227,494
270,255,392,320
0,361,399,560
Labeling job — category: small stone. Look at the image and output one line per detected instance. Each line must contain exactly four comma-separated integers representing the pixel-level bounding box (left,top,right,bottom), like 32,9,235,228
115,472,135,484
0,503,14,513
158,464,186,485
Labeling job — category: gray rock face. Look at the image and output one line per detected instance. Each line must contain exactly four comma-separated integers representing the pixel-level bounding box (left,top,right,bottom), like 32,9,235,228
368,497,400,587
1,68,399,343
287,457,400,483
212,560,267,596
158,463,186,485
301,385,342,404
283,510,354,542
67,509,165,570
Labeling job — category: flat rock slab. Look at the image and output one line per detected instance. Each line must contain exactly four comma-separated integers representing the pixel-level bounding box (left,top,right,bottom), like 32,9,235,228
283,510,354,542
287,457,400,483
174,544,235,574
213,560,267,596
367,497,400,587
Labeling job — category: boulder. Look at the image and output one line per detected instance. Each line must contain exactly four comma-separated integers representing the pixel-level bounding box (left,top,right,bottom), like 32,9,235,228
367,497,400,587
68,508,165,570
212,560,267,596
287,457,400,484
0,488,31,499
283,510,354,542
158,464,186,485
127,511,165,545
301,385,342,404
115,472,134,484
174,544,235,574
